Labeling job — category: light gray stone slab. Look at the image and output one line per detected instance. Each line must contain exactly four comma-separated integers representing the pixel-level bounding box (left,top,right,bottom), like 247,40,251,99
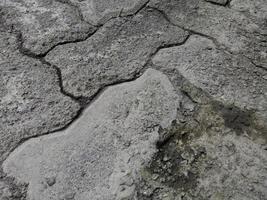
3,68,181,200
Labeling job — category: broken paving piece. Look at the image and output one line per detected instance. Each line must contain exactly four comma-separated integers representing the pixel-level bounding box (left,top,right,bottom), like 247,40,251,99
45,8,188,98
152,35,267,119
3,68,181,200
0,0,96,55
149,0,267,67
0,30,80,163
69,0,149,25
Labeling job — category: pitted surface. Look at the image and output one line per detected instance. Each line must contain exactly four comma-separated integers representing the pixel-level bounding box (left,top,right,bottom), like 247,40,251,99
3,69,180,200
68,0,149,25
0,0,266,199
0,0,96,55
45,8,188,98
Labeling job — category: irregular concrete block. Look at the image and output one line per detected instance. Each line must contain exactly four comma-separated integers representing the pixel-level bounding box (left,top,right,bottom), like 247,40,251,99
3,68,180,200
152,35,267,118
149,0,267,67
45,8,188,98
69,0,149,25
0,0,96,55
0,31,80,163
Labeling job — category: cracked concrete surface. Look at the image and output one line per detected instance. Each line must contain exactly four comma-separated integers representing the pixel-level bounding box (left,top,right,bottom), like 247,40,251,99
0,30,81,164
152,35,267,120
0,0,267,199
45,8,188,99
148,0,267,68
3,69,180,200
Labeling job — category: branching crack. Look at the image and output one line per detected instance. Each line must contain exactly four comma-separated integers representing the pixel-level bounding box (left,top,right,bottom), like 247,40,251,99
147,6,225,49
12,1,265,162
2,0,265,198
10,8,191,158
19,0,151,58
148,6,266,72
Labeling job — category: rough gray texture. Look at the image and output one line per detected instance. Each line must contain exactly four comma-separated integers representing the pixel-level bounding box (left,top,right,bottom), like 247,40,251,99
3,69,180,200
45,8,188,98
1,0,267,199
133,68,267,199
0,0,96,55
0,30,81,164
195,133,267,200
152,35,267,119
69,0,149,25
230,0,267,19
137,98,267,199
148,0,267,68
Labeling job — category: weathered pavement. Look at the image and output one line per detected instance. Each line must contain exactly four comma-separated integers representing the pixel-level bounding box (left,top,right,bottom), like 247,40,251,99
0,0,266,200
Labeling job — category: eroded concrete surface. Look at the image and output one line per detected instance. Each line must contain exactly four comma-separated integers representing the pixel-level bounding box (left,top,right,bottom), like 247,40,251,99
0,0,267,199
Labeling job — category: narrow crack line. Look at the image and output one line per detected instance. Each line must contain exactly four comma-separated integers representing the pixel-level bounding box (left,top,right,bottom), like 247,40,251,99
129,0,151,16
181,90,199,104
39,1,151,58
4,106,83,164
149,34,191,64
18,0,151,58
246,57,267,72
16,32,84,106
225,0,232,7
146,6,176,27
52,65,86,104
19,27,99,58
205,0,230,7
147,6,224,49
